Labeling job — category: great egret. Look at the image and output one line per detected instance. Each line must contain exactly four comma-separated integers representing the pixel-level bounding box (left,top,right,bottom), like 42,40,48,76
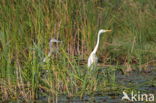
87,29,111,69
43,38,61,62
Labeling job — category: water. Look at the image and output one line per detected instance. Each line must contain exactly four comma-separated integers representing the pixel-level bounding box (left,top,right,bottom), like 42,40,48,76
35,66,156,103
4,66,156,103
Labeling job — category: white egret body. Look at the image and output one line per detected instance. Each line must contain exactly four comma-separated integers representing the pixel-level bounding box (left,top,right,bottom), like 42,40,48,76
87,29,111,69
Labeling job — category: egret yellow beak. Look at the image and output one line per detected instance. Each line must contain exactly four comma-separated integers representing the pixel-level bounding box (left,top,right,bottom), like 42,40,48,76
105,30,112,32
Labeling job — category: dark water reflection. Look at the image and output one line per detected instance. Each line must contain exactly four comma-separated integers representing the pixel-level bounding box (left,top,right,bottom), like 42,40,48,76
35,66,156,103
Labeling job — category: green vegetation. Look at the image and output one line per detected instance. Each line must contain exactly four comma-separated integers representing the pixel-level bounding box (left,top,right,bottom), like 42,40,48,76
0,0,156,102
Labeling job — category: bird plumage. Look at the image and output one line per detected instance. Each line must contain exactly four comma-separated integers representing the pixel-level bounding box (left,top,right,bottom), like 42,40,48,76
87,29,111,69
43,38,61,62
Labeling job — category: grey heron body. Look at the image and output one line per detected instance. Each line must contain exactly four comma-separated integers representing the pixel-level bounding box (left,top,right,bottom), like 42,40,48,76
43,38,61,62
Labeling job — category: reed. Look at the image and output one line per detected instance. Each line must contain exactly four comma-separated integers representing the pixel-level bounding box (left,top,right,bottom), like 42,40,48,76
0,0,156,101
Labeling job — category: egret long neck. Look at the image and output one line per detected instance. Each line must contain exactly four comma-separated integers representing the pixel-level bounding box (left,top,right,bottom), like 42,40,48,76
92,32,101,54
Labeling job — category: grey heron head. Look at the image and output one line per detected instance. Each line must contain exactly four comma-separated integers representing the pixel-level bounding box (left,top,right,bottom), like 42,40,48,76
49,38,61,50
50,38,61,43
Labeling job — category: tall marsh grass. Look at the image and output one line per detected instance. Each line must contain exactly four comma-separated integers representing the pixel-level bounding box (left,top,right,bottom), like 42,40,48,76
0,0,156,101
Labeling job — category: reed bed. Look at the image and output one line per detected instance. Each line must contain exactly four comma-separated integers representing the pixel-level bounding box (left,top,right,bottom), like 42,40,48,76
0,0,156,101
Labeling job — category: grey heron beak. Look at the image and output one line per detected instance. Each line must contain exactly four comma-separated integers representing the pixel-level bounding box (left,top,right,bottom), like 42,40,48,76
105,30,112,32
